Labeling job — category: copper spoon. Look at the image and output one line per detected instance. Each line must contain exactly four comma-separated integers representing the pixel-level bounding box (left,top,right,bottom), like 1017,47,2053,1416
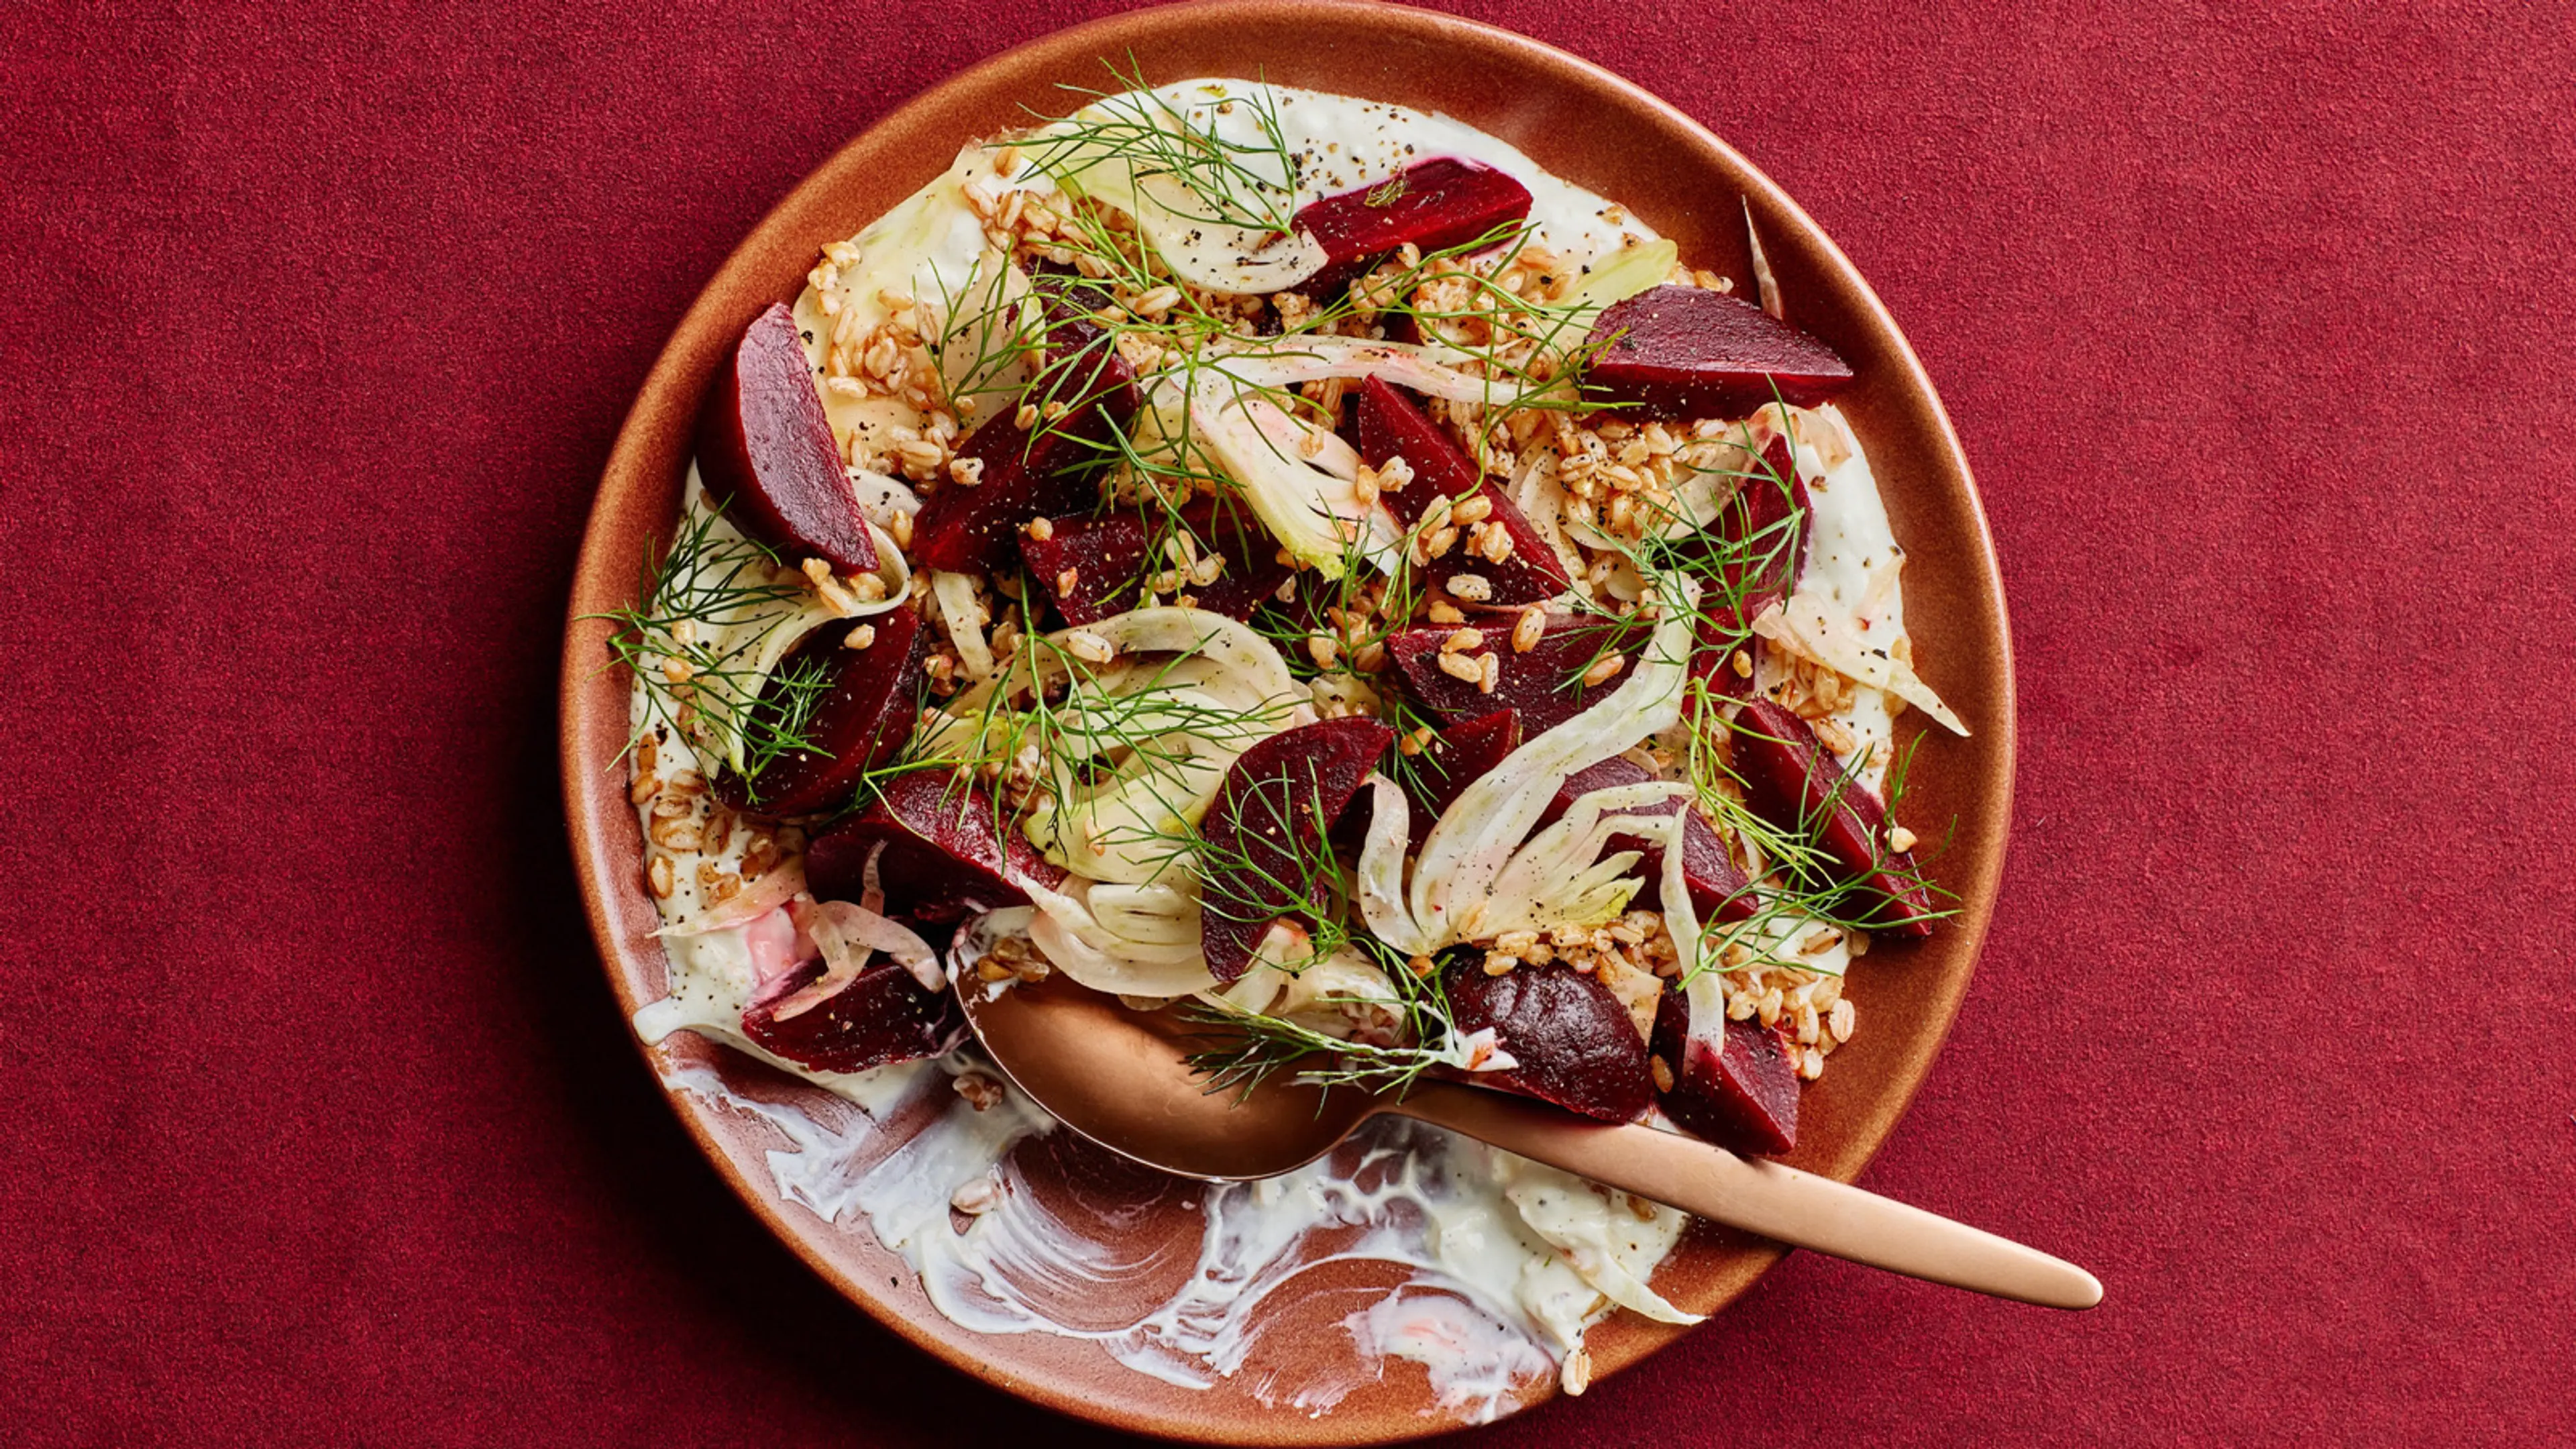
963,973,2101,1310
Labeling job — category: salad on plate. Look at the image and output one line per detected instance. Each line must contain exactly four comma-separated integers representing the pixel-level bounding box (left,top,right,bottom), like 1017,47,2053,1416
602,68,1962,1414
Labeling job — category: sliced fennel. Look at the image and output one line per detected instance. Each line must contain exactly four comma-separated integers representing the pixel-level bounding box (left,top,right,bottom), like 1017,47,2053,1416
1407,574,1700,947
1474,781,1695,941
1010,608,1303,883
1197,335,1556,407
1185,374,1381,576
1024,876,1216,996
1040,87,1330,294
1354,777,1430,957
930,570,994,682
1560,237,1678,323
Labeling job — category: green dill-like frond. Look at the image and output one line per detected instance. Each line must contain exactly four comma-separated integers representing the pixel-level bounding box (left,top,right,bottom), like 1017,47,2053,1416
586,500,835,795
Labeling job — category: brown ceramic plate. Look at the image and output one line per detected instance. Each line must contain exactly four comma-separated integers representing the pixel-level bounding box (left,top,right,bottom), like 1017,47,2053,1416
559,1,2013,1440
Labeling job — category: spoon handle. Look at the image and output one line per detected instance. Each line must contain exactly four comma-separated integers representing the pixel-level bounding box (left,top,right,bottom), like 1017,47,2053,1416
1389,1085,2102,1310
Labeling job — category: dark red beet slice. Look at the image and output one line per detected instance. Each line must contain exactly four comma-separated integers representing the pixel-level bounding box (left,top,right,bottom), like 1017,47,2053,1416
908,290,1140,574
1294,157,1534,295
1687,620,1762,708
1197,717,1394,982
695,303,877,575
1018,496,1291,625
1354,378,1568,606
1388,612,1644,735
1532,758,1756,923
912,414,1107,574
741,952,966,1074
807,770,1063,922
1442,957,1654,1123
713,606,924,818
1402,709,1521,851
1024,282,1143,422
1731,698,1936,938
1356,376,1481,506
1697,434,1811,631
1414,484,1567,607
1584,286,1853,422
1650,991,1797,1155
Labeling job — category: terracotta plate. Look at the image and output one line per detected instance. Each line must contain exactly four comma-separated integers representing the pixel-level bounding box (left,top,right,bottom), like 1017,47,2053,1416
559,1,2014,1440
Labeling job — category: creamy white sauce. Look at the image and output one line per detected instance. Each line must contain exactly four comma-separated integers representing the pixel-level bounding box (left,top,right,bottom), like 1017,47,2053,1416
626,80,1911,1421
1156,80,1654,268
1786,404,1909,792
663,1060,1682,1419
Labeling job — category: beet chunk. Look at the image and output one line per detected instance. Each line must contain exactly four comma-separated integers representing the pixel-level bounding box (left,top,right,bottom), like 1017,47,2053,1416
1294,157,1534,295
695,303,877,575
1443,957,1654,1123
713,606,924,818
1687,620,1762,708
807,770,1063,922
908,289,1140,574
1019,496,1291,625
1197,717,1394,982
1698,433,1811,630
741,953,966,1074
1022,280,1143,421
1650,990,1798,1155
1584,286,1853,421
1389,612,1644,734
1413,486,1568,608
1356,376,1482,506
1354,378,1568,606
1731,698,1937,938
1534,758,1756,923
1403,709,1521,851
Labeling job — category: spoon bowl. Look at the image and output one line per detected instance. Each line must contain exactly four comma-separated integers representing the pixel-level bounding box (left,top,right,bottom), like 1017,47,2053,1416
965,971,1369,1179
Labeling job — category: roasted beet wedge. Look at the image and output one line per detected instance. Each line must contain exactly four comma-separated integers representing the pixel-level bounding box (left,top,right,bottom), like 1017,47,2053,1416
1197,717,1394,982
713,606,924,818
1442,957,1654,1122
1354,378,1568,606
1415,484,1568,607
1403,709,1521,851
1294,157,1534,296
908,290,1140,574
696,303,877,576
1019,497,1291,625
1686,620,1762,707
1699,434,1811,629
910,415,1107,574
1731,698,1937,938
807,770,1063,922
741,953,966,1074
1388,612,1644,734
1585,286,1854,421
1024,282,1144,422
1650,991,1798,1155
1534,757,1756,922
1356,376,1481,506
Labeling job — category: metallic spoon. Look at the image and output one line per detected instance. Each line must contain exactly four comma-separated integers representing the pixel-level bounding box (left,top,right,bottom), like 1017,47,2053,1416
963,973,2102,1310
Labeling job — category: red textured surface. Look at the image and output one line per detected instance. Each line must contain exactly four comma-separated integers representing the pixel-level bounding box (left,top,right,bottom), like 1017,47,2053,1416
5,2,2569,1444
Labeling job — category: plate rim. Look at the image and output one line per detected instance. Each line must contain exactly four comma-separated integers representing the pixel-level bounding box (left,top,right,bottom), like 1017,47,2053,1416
557,1,2016,1440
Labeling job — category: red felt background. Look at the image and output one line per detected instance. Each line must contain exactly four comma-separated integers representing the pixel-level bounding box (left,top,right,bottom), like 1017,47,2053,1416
5,1,2569,1444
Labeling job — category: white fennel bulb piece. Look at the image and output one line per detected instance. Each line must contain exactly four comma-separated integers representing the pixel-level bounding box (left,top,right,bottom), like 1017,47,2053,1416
1409,576,1700,945
1477,781,1693,941
1187,376,1388,578
930,570,995,682
1756,405,1965,736
1354,776,1431,955
1024,877,1216,998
